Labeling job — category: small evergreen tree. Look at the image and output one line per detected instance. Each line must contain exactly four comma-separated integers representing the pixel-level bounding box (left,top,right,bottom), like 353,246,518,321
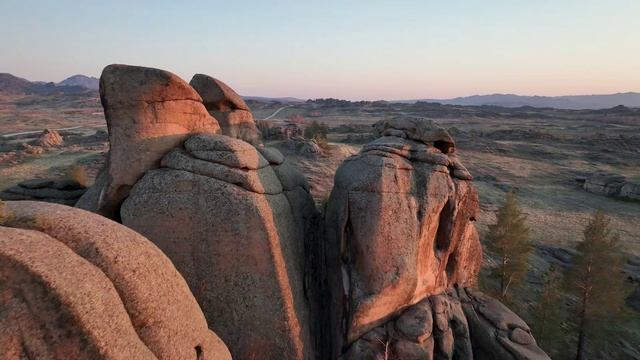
530,265,565,354
304,120,328,141
486,192,531,299
564,210,626,360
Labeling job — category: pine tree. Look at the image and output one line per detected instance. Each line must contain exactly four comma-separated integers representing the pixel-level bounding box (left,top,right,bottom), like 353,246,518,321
530,265,564,354
564,210,626,360
486,192,531,299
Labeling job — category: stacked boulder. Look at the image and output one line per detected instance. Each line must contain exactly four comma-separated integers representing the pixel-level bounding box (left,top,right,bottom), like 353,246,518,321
0,201,230,360
75,64,221,218
1,178,86,205
322,117,548,359
190,74,261,145
120,133,317,359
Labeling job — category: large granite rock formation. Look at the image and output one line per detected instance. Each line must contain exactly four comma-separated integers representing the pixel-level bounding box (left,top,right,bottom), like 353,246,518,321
321,117,547,359
1,178,86,205
75,64,220,218
0,201,230,360
120,133,316,359
190,74,261,144
324,118,481,354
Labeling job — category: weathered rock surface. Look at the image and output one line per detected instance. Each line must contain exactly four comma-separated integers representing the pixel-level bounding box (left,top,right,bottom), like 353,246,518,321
323,118,482,357
344,288,549,360
190,74,261,144
582,172,640,201
38,128,63,147
0,178,86,205
0,201,231,360
75,64,220,218
121,133,316,359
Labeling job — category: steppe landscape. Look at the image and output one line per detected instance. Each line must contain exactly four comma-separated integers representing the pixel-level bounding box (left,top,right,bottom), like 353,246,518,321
2,2,640,359
1,71,639,358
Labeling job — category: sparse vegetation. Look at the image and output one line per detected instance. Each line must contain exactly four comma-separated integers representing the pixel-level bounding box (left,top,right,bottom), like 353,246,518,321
485,192,532,300
564,210,627,360
529,265,565,356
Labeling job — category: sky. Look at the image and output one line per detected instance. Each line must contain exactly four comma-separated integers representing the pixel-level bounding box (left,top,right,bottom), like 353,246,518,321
1,0,639,100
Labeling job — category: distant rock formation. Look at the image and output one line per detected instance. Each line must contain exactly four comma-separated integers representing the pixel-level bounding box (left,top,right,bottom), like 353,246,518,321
120,134,316,359
0,201,230,360
0,178,86,205
38,128,63,147
75,64,221,218
582,172,640,201
190,74,261,144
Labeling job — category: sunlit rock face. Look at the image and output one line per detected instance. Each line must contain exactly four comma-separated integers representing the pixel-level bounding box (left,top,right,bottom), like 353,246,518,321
190,74,262,145
0,201,231,360
121,133,317,360
323,118,482,355
75,64,220,218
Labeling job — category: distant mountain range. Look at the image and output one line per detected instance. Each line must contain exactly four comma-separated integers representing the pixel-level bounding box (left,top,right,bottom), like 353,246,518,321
405,92,640,110
0,73,98,95
243,96,306,103
2,72,639,110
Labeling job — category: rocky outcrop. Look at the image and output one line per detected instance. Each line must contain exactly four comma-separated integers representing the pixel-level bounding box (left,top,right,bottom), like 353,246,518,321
120,133,316,359
0,201,230,360
190,74,261,144
38,128,63,147
323,118,481,356
0,178,86,205
344,287,549,360
75,64,220,218
583,172,640,201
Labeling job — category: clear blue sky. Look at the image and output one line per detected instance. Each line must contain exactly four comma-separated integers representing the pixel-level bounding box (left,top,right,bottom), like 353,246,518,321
1,0,639,100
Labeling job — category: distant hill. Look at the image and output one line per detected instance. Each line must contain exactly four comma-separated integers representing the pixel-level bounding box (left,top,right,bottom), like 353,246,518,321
0,73,34,94
407,92,640,110
0,73,94,95
243,95,306,103
57,74,99,90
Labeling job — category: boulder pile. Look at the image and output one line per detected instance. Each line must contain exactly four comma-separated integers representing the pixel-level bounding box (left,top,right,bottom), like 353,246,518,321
345,288,548,360
0,178,86,205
